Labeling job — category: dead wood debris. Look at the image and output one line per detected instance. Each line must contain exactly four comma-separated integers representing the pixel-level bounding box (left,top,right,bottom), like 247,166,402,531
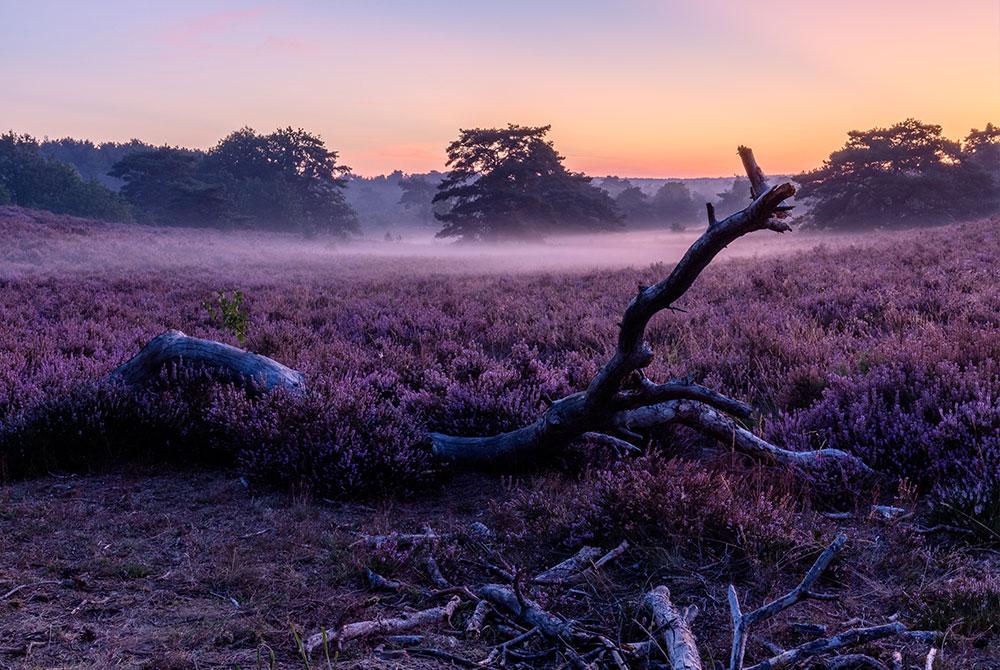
304,531,937,669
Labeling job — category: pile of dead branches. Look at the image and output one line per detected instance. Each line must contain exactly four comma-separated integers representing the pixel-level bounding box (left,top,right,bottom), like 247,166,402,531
303,529,940,670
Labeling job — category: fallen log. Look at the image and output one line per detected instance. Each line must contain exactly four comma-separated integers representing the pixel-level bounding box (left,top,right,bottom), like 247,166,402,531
109,329,304,393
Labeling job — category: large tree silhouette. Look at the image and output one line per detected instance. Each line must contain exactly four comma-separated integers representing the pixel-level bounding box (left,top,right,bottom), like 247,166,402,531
795,118,997,228
964,123,1000,188
110,147,224,227
433,125,619,241
202,127,358,235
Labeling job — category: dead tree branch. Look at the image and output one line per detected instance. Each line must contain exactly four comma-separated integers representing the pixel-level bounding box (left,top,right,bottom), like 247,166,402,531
307,535,923,670
533,546,604,585
729,534,847,670
428,147,867,474
476,583,579,640
744,623,906,670
304,595,460,654
643,586,703,670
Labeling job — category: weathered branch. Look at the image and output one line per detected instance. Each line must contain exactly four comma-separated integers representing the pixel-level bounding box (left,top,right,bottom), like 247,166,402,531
305,595,460,654
476,583,578,640
533,546,603,585
109,329,304,393
643,586,703,670
427,147,860,475
739,146,770,200
532,540,630,586
744,623,906,670
620,401,867,470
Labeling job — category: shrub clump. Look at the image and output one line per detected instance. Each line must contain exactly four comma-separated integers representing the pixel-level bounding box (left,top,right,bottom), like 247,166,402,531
227,375,433,498
497,456,817,572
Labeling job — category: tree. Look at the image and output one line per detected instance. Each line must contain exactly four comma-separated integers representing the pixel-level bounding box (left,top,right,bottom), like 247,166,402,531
650,181,700,230
398,175,438,225
614,184,655,225
201,127,358,235
109,147,224,227
713,177,752,218
963,123,1000,189
0,132,130,221
597,175,633,198
40,138,153,190
433,124,620,242
795,118,998,228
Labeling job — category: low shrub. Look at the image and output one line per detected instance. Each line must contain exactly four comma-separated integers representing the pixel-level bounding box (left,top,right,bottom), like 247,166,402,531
496,456,817,573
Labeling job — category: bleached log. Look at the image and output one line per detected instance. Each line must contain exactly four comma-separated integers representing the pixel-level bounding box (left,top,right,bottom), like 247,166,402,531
643,586,702,670
305,595,460,654
109,329,304,393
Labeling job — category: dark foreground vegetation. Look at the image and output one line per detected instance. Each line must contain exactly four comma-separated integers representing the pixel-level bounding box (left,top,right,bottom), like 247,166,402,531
0,204,997,668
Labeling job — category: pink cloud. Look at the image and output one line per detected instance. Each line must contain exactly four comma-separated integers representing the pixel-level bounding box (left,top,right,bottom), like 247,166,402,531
161,6,270,49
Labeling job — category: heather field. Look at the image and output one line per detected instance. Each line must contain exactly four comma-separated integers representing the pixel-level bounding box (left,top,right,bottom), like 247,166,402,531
1,206,998,668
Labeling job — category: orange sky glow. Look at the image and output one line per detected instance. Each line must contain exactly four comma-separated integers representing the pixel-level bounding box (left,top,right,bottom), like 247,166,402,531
2,0,998,177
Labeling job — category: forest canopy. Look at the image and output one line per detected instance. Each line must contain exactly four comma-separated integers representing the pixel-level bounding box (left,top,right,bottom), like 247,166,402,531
0,132,131,221
1,119,997,234
110,128,359,235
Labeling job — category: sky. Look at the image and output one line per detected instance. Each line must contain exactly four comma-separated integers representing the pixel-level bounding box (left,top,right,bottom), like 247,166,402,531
2,1,998,177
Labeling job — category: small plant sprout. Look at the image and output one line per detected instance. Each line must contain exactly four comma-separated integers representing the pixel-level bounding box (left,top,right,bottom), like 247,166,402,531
203,289,250,347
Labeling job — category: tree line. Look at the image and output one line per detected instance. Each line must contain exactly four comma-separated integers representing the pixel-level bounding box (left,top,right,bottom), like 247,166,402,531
1,119,996,240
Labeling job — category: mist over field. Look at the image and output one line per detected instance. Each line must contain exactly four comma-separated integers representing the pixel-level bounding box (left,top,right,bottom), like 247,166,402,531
1,206,865,280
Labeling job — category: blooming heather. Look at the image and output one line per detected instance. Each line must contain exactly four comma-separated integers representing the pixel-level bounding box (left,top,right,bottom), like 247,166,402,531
0,207,997,530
